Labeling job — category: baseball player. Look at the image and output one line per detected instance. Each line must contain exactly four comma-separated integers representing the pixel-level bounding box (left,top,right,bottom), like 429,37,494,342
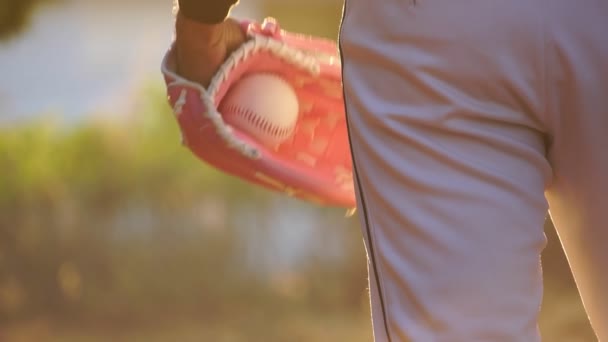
174,0,607,340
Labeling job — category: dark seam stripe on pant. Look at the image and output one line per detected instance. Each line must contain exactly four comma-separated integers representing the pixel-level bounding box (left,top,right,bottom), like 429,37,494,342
338,3,393,340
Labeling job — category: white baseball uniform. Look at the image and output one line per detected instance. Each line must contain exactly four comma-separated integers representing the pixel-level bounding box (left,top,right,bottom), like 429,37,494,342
339,0,607,340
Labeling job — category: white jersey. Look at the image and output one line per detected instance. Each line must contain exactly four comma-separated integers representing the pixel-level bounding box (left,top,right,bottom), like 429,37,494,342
339,0,607,340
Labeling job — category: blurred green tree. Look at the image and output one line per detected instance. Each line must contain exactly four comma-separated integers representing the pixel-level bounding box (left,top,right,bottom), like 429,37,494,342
0,0,48,39
261,0,343,40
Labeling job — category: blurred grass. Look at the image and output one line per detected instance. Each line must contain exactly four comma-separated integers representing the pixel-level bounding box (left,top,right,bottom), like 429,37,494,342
4,312,373,342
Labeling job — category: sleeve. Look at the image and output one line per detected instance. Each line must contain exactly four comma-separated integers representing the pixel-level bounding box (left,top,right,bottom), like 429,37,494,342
178,0,239,24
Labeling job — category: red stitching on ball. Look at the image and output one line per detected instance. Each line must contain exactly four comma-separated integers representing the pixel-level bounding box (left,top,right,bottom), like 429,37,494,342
224,104,291,139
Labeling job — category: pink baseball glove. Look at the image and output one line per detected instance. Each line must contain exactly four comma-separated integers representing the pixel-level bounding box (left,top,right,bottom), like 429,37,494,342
161,18,355,209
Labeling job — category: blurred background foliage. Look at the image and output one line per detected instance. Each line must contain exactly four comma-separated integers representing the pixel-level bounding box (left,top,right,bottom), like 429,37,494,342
0,85,373,341
0,0,597,341
0,0,53,40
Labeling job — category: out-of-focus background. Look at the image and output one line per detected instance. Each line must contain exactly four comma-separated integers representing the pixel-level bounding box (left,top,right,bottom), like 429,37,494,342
0,0,597,341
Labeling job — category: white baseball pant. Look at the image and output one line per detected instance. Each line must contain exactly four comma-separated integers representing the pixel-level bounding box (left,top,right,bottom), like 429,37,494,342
339,0,608,340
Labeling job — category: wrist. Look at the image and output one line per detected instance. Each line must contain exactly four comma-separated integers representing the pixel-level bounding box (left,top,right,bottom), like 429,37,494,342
177,0,237,24
176,12,224,44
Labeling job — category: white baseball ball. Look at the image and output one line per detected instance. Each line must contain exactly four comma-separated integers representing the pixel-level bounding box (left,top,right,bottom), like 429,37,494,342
219,73,299,148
